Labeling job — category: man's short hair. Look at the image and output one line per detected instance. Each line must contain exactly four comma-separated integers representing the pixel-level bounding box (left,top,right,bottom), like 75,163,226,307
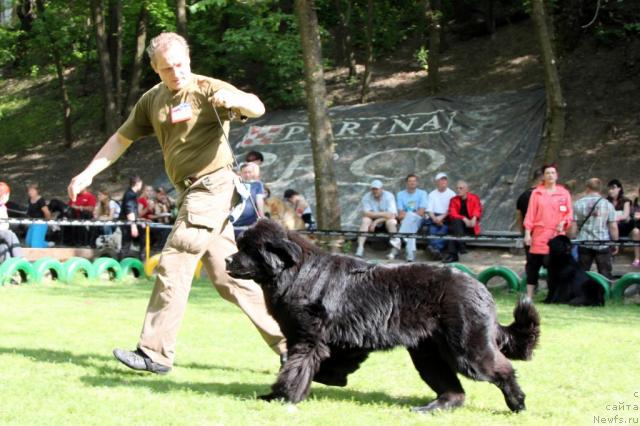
129,175,142,187
406,173,418,181
146,32,189,64
585,178,602,193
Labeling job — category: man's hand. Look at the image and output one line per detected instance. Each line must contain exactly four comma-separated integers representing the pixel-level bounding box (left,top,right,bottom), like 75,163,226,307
131,224,139,239
210,88,240,110
68,173,93,202
368,218,385,232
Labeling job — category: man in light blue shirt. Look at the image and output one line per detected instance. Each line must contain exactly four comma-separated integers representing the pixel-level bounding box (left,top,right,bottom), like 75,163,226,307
356,179,401,259
396,174,428,262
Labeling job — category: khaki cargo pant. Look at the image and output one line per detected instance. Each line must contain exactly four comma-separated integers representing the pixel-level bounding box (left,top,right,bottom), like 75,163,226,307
137,167,286,367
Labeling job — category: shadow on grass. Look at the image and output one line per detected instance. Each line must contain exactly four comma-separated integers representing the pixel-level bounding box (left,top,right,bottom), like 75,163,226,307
79,373,430,408
1,346,516,412
0,346,274,378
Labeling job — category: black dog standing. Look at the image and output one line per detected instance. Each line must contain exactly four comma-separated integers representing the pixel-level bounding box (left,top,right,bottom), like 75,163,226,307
545,235,605,306
226,220,541,413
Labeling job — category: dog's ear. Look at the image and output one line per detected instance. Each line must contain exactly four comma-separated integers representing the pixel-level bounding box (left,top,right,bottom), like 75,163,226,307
264,238,302,268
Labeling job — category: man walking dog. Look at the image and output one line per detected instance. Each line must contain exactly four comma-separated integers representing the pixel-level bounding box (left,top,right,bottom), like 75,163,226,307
68,32,286,373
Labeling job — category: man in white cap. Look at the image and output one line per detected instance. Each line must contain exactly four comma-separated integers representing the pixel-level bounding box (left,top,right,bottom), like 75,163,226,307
425,172,456,259
355,179,401,259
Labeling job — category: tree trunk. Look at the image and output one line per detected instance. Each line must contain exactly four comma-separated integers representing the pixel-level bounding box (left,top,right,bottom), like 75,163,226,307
90,0,119,135
53,49,73,147
294,0,342,235
176,0,188,39
425,0,442,94
359,0,373,103
484,0,495,35
107,0,122,114
531,0,566,163
124,2,148,116
333,0,356,79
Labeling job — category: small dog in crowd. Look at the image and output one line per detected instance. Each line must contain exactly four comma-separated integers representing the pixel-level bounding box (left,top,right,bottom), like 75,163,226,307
545,235,605,306
226,219,540,413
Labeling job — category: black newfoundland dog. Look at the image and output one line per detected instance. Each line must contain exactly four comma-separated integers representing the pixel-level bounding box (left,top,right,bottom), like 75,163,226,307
226,220,540,412
545,235,605,306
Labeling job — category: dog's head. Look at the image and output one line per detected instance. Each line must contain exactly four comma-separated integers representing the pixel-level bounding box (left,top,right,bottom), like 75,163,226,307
548,235,573,257
225,219,302,283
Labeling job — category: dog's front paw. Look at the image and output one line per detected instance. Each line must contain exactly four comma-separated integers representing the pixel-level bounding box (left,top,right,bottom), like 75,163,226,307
258,393,286,402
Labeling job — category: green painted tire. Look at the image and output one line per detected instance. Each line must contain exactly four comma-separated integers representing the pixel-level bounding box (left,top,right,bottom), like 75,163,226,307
585,271,611,300
449,262,477,278
0,258,36,285
93,257,123,281
611,273,640,300
120,257,144,278
63,257,96,284
477,266,520,292
32,257,65,282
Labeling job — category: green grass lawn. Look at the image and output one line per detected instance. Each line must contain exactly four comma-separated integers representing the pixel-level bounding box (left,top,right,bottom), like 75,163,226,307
1,279,638,425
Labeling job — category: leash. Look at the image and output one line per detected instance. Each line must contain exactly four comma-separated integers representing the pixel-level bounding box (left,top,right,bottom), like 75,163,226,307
211,105,261,220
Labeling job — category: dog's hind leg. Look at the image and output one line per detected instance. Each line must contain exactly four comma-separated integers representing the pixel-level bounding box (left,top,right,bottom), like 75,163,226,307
260,341,330,404
407,338,466,412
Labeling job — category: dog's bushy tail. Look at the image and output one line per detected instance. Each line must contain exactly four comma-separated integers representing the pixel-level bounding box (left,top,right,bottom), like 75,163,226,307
497,299,540,361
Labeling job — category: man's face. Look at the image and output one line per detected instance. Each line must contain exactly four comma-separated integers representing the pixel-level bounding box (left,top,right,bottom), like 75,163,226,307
371,187,382,198
152,43,192,91
406,177,418,191
456,182,469,197
437,177,448,191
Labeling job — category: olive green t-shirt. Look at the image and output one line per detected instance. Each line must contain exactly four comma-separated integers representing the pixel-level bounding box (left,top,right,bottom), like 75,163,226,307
118,74,241,189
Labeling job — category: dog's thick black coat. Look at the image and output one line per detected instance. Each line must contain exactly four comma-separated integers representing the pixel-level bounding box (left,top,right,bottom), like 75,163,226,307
226,220,541,412
545,235,605,306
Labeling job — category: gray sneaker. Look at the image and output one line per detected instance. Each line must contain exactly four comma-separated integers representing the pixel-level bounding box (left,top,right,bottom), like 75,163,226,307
113,348,171,374
355,246,364,257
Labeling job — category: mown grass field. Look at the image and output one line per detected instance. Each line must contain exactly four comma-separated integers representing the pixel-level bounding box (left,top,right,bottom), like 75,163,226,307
1,278,638,425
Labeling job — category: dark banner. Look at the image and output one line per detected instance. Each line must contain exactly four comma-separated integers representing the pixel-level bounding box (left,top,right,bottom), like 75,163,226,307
230,88,545,231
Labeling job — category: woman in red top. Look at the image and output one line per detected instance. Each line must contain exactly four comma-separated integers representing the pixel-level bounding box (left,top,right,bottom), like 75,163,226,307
523,164,573,300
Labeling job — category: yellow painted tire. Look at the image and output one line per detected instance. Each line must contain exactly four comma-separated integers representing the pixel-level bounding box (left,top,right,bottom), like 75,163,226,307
144,254,203,280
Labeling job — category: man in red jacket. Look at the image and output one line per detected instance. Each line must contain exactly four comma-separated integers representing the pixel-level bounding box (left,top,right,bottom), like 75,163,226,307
443,180,483,263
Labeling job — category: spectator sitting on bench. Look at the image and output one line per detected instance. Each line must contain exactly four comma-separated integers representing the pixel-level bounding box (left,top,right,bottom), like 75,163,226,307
0,181,23,262
443,180,483,263
25,183,54,248
396,173,428,262
355,179,401,259
425,172,456,260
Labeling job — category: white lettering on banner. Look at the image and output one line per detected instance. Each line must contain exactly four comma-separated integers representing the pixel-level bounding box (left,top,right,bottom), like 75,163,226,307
236,111,456,147
282,125,306,141
336,121,361,137
350,148,446,180
268,154,313,186
388,117,417,134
